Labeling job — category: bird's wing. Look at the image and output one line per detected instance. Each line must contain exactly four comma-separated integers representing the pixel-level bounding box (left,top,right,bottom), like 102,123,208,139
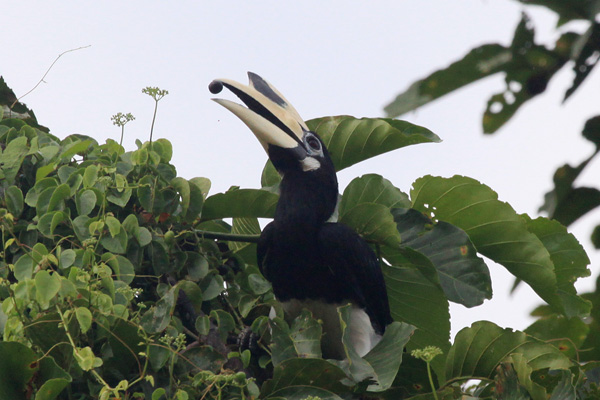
257,221,274,281
318,222,393,334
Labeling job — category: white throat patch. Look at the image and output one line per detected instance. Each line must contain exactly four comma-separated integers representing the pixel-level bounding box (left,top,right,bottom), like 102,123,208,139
301,156,321,172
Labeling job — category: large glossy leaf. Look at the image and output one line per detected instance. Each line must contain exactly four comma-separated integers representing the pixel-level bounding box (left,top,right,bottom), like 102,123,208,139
261,116,440,185
385,15,574,134
35,356,72,400
446,321,572,381
410,175,583,317
523,217,591,318
308,116,440,172
201,188,278,220
362,320,414,391
525,315,589,359
261,358,349,398
0,341,36,400
380,248,450,382
339,203,401,247
384,44,510,118
392,208,492,308
340,174,410,214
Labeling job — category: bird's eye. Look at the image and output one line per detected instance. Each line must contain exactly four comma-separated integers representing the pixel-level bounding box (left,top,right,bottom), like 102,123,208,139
306,134,321,152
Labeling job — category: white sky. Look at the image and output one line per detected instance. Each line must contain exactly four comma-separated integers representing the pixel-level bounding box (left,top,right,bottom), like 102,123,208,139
4,1,599,338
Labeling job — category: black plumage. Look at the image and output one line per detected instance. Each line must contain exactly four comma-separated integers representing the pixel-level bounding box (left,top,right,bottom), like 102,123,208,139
210,72,392,358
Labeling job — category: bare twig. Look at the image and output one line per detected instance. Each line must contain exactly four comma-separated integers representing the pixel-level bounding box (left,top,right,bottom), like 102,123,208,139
11,45,91,109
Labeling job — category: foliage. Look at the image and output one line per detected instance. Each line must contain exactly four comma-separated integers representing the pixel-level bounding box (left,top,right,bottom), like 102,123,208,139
383,1,600,398
0,50,598,400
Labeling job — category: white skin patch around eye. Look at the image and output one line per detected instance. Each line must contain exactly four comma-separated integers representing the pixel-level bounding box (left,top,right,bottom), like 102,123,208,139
301,156,321,171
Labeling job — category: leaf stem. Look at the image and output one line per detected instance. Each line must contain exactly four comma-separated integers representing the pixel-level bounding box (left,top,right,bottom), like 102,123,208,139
149,100,158,143
427,362,439,400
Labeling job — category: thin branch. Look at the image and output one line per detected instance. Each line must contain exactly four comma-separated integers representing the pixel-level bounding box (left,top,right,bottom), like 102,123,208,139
11,45,91,109
194,229,261,243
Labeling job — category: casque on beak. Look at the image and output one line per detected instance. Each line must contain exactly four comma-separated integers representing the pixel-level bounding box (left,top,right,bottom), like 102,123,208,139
209,72,310,158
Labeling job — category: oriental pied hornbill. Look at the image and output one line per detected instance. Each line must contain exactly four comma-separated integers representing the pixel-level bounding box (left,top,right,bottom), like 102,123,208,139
209,72,392,359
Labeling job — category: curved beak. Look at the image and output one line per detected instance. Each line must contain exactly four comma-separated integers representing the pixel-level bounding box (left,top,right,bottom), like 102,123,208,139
209,72,309,154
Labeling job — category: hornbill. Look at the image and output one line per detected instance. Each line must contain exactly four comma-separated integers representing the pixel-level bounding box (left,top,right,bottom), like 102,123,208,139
209,72,392,359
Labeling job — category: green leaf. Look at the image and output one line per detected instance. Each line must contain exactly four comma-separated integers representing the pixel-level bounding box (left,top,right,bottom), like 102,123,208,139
385,44,510,117
1,136,28,184
446,321,572,381
229,217,260,253
76,346,102,371
392,208,491,308
0,341,37,400
148,241,169,274
49,211,69,235
186,178,205,219
261,358,349,398
75,307,93,333
59,249,76,269
186,252,209,281
495,354,542,400
582,115,600,147
202,188,278,220
5,186,24,217
362,321,415,391
35,356,72,400
385,18,574,134
410,175,574,316
72,215,91,242
339,203,401,247
26,177,58,208
47,184,71,212
103,254,135,284
100,227,128,254
137,175,156,211
14,254,34,281
105,216,121,238
154,138,173,162
200,274,224,301
189,177,211,199
195,315,210,336
564,22,600,100
515,0,600,26
340,174,411,214
525,316,589,359
247,273,272,295
270,311,323,366
59,139,93,161
140,286,176,334
36,163,57,181
82,164,98,188
107,187,132,208
76,189,97,216
34,270,61,310
307,116,440,172
539,151,600,226
264,386,343,400
523,217,591,318
171,177,190,217
380,248,450,382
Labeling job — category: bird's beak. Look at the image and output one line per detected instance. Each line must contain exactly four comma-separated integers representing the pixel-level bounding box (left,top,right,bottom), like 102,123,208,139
209,72,309,155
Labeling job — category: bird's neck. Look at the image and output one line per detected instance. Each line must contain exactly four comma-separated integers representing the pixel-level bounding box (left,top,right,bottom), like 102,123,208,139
273,168,338,236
